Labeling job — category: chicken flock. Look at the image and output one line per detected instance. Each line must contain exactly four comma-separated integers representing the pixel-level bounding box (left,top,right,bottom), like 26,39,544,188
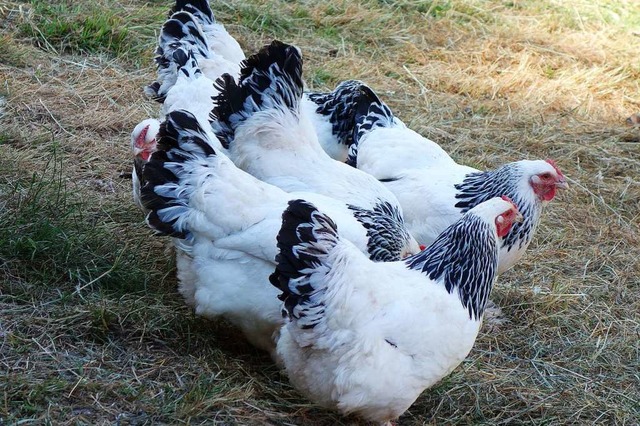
129,1,568,424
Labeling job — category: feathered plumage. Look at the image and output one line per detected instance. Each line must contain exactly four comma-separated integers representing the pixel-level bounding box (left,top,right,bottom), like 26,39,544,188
211,40,419,261
145,9,241,103
140,109,417,354
350,85,568,273
271,197,522,424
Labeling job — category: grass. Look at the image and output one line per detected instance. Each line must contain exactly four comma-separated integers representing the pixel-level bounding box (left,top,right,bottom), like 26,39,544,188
1,0,639,424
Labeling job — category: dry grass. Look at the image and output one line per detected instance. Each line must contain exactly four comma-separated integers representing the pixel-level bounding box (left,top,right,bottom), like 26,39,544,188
1,0,639,424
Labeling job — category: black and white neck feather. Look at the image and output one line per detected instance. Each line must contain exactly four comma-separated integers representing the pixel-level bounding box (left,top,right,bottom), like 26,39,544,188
145,11,210,102
348,201,413,262
405,213,498,320
454,163,540,253
173,48,203,80
305,80,366,151
347,85,402,167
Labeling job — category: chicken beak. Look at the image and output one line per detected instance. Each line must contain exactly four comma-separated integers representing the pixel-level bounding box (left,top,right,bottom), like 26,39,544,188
555,178,569,190
514,211,524,223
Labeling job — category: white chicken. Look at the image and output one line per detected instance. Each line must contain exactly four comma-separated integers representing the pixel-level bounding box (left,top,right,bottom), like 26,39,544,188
145,8,241,103
350,85,568,273
140,109,418,354
146,0,372,162
271,197,523,425
210,40,419,261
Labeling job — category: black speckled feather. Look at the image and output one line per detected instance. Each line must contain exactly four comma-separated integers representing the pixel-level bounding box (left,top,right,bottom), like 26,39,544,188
210,40,303,149
404,213,498,320
270,200,339,330
454,164,538,253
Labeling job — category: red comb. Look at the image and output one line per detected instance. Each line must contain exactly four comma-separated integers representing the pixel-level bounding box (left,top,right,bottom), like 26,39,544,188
500,195,514,204
545,159,564,177
135,124,150,149
501,195,520,210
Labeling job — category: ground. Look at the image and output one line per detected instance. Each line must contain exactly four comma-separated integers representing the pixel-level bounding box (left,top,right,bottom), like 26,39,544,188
1,0,639,424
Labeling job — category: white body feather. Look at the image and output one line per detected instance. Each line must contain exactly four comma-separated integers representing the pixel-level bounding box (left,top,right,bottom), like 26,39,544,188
149,128,385,354
278,249,481,420
275,199,511,423
227,105,413,225
356,126,556,273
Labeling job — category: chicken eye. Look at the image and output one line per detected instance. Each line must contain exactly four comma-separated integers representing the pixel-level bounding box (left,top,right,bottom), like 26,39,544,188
540,172,552,179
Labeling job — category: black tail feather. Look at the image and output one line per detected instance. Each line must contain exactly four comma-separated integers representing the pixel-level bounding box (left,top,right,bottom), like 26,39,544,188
346,85,396,167
169,0,215,25
140,110,216,239
209,73,242,149
210,40,304,149
270,200,339,329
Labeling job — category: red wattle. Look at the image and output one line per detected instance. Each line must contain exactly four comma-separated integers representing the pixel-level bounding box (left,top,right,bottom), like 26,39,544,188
542,186,556,201
135,125,150,149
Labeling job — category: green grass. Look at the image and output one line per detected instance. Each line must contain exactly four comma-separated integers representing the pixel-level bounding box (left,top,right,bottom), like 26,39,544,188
16,0,166,64
0,153,153,295
20,1,130,55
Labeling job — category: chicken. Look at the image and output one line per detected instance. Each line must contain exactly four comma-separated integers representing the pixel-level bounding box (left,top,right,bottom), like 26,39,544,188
130,118,161,212
145,8,241,103
168,0,245,65
350,85,568,273
270,197,523,425
146,0,375,162
140,109,419,354
210,40,420,261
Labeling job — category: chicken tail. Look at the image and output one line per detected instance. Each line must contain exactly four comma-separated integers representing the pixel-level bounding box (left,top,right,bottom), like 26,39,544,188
305,80,367,150
144,11,210,103
140,110,217,239
347,85,398,167
210,40,304,149
270,200,339,330
172,47,204,84
169,0,215,26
